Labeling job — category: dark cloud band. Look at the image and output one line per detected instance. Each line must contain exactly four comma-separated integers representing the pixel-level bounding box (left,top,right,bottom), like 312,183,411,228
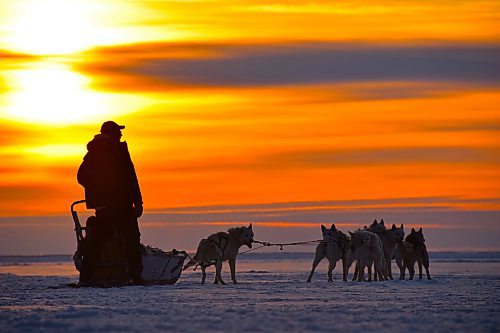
128,42,500,86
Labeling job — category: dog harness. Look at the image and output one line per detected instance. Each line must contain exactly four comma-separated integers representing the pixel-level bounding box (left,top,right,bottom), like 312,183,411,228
208,232,230,254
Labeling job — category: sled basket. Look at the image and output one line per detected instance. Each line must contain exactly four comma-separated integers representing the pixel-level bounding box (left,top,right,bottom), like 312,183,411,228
141,246,188,285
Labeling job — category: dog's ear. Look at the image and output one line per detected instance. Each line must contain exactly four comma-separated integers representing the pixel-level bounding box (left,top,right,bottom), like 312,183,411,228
418,228,422,233
372,219,377,225
330,224,336,230
400,224,404,229
392,224,396,229
411,228,415,233
321,225,326,231
380,219,385,225
248,223,253,230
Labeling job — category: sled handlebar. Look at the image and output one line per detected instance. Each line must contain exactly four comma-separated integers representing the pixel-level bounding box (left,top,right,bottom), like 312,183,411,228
70,200,87,244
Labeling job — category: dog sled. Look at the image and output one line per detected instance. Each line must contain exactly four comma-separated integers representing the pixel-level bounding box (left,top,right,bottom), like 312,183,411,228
71,200,187,287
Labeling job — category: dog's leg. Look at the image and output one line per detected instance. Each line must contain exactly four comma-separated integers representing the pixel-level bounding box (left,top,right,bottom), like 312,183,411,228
417,258,423,279
423,250,431,280
378,270,384,281
352,261,359,281
214,260,226,285
396,256,404,280
367,265,372,282
382,258,389,280
378,261,384,281
341,257,348,282
374,261,381,281
307,252,324,282
346,251,355,281
229,257,237,284
409,261,415,280
386,256,393,280
213,268,219,284
356,265,363,282
374,263,383,281
327,260,336,282
201,266,206,284
357,259,366,282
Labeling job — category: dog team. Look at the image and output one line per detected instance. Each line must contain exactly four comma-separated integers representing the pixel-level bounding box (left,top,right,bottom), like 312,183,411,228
184,220,431,284
307,220,431,282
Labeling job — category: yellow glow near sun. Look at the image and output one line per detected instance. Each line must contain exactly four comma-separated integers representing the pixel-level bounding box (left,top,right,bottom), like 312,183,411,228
2,61,108,124
1,0,189,56
3,0,108,55
24,144,85,159
0,60,149,125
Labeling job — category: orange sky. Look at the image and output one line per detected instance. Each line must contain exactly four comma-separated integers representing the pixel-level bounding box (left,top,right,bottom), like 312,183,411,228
0,0,499,253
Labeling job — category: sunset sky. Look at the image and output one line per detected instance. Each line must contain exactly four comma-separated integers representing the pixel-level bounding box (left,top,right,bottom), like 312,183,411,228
0,0,499,254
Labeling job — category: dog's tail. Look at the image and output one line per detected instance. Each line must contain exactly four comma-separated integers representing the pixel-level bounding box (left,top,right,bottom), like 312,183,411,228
183,238,208,270
183,252,201,270
422,245,430,267
183,258,198,270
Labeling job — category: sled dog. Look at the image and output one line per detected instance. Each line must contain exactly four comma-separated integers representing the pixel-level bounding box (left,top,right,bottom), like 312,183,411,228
307,224,350,282
397,228,431,280
183,224,254,285
348,230,387,282
350,219,388,281
378,224,405,279
364,219,388,280
368,219,387,233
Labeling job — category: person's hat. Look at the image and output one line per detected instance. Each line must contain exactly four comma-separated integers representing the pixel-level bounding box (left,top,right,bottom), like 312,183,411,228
101,121,125,134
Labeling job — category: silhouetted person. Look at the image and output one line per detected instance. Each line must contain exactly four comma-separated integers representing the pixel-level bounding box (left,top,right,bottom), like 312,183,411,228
77,121,144,284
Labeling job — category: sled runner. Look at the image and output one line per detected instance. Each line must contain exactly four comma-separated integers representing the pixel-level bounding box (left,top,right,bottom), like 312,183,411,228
71,200,187,287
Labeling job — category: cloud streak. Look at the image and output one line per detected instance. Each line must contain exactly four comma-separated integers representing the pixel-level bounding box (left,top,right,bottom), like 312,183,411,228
138,196,500,227
153,196,500,213
84,42,500,87
153,146,500,173
262,146,500,168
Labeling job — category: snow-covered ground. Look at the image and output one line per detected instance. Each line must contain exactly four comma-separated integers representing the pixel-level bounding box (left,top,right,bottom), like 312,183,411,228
1,253,500,333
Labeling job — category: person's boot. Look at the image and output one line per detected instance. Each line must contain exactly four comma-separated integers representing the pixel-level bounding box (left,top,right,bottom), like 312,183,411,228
130,276,144,285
